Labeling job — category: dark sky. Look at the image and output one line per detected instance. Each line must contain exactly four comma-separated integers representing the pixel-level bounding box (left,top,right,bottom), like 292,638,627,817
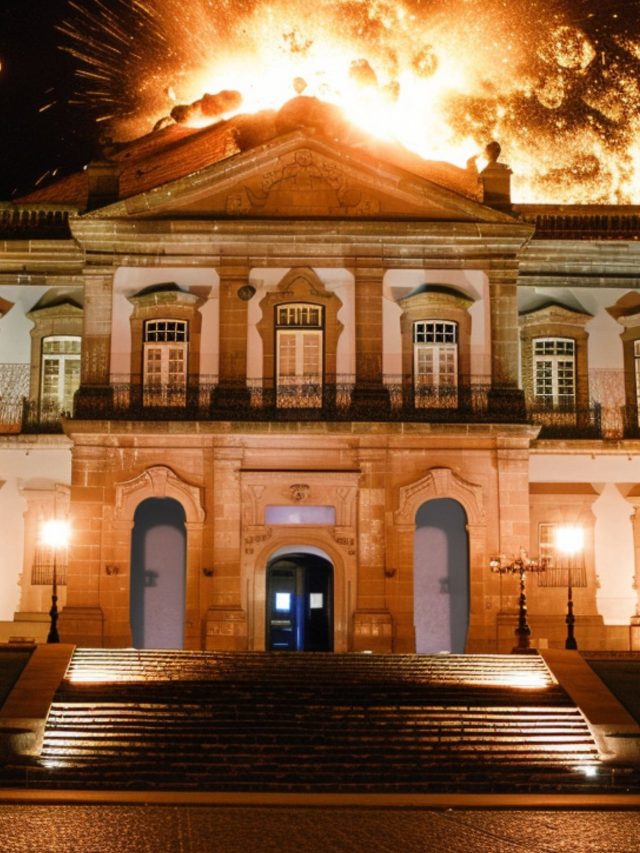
0,0,100,199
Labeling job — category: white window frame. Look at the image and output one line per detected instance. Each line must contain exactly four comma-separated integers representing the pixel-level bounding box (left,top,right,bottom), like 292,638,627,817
41,335,81,416
533,337,576,408
275,303,323,407
413,320,458,407
142,319,188,406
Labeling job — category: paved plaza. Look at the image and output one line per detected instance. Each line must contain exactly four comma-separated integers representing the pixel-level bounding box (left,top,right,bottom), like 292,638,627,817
1,805,640,853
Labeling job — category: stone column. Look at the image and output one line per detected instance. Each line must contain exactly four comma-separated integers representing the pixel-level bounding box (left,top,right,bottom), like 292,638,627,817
214,266,252,410
352,448,393,652
351,266,389,413
58,443,106,645
487,265,525,417
494,434,533,651
74,273,115,417
205,446,247,650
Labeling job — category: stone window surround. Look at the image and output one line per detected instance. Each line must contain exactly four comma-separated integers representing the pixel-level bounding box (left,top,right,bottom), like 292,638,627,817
519,305,591,411
127,287,205,384
397,288,473,386
616,310,640,423
256,268,343,388
26,300,83,413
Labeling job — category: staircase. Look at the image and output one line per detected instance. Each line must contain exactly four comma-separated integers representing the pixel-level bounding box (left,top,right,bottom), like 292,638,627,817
12,649,611,792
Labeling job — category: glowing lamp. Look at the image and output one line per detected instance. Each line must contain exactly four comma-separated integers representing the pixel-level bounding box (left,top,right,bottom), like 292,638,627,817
40,519,71,550
555,525,584,556
554,525,584,651
40,518,70,644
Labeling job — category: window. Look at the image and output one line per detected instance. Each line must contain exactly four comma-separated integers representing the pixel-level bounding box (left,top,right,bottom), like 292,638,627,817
276,303,323,407
413,320,458,407
533,338,575,408
537,522,587,587
41,336,81,416
143,320,188,405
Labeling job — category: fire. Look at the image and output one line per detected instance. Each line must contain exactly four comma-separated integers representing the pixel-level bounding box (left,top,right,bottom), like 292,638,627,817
59,0,640,204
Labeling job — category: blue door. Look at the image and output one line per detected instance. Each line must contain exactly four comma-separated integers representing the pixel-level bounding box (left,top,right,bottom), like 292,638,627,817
266,554,333,651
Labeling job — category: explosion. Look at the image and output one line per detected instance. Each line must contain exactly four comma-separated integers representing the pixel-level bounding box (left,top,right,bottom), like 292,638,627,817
58,0,640,204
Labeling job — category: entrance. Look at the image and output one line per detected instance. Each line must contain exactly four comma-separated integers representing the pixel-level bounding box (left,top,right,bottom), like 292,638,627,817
266,553,333,651
130,497,186,649
414,498,469,653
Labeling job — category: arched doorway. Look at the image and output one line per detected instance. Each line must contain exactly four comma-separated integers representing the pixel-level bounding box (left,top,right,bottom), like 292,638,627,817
414,498,469,653
266,550,333,651
130,497,186,649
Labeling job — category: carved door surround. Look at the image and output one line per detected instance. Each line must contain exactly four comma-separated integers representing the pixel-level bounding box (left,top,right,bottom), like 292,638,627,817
393,466,486,650
107,465,206,648
240,468,359,652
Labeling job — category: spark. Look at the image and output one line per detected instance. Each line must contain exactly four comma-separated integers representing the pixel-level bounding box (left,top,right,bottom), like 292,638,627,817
57,0,640,203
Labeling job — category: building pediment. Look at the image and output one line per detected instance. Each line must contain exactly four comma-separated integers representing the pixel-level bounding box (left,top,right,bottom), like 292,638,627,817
88,131,516,224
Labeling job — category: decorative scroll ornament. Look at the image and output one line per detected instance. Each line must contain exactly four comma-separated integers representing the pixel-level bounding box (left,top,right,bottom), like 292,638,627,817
289,483,310,503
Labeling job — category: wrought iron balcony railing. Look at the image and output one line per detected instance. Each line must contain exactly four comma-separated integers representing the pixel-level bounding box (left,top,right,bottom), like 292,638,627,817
0,378,607,436
69,376,527,424
528,403,602,439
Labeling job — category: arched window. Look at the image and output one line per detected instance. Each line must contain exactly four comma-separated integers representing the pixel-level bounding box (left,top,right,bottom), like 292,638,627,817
398,284,473,410
41,335,81,415
532,337,576,408
275,302,324,407
413,320,458,407
143,319,188,405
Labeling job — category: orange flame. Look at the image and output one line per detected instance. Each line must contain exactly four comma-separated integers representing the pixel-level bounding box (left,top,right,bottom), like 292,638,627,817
61,0,640,204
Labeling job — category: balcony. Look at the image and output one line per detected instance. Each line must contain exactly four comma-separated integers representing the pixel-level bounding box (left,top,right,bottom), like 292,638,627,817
529,403,602,439
0,377,612,436
68,375,530,425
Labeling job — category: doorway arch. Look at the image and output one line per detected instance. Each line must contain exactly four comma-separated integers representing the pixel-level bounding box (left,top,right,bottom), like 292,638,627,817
265,546,334,651
130,497,186,649
414,498,469,653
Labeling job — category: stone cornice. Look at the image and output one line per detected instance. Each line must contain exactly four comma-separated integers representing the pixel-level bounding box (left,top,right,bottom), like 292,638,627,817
68,217,533,268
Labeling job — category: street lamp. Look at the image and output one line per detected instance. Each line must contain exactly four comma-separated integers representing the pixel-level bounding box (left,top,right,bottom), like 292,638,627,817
555,525,584,651
490,548,549,654
40,519,70,644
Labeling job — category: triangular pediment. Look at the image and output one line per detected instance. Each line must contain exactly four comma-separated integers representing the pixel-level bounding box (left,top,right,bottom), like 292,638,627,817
89,131,516,224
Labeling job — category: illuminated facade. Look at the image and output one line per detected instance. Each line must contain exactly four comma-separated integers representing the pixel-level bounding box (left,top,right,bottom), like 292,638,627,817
2,97,640,653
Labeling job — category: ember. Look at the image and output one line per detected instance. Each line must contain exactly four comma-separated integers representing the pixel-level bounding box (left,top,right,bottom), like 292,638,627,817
58,0,640,204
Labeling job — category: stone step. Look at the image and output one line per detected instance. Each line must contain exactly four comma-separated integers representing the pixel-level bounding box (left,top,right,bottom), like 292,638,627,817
12,649,609,792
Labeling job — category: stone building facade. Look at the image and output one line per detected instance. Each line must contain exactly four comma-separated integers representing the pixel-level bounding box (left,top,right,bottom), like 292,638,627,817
2,97,640,653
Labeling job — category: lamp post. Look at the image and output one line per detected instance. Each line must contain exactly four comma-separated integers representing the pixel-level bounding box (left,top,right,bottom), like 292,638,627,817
40,519,70,644
555,525,584,651
490,548,549,654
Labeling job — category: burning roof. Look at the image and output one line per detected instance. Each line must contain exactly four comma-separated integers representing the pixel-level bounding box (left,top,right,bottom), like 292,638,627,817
17,95,482,211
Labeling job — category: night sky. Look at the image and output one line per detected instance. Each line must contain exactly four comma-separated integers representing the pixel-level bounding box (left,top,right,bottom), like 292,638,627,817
0,0,102,199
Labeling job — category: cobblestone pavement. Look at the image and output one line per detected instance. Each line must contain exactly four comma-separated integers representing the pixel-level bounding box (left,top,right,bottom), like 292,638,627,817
1,806,639,853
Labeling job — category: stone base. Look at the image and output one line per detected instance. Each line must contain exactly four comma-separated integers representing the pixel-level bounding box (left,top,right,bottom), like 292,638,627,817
0,612,49,644
352,609,394,653
58,606,104,646
205,606,248,651
630,615,640,651
497,611,618,654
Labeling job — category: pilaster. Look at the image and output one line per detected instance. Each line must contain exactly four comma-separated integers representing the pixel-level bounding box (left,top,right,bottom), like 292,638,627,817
352,266,389,413
214,265,251,409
